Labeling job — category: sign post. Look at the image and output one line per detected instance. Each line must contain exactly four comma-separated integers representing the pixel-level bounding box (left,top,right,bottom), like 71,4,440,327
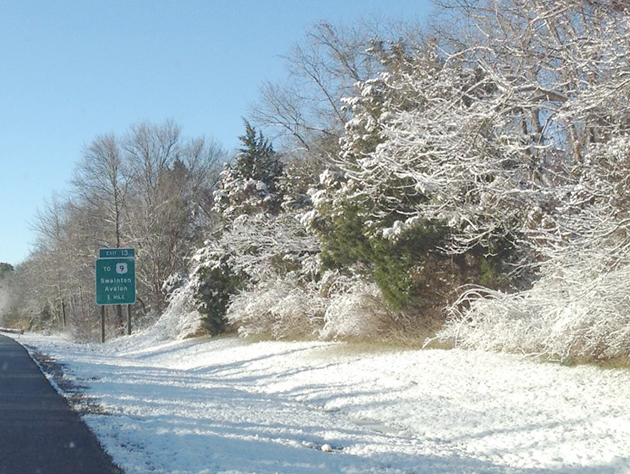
96,248,136,341
101,306,106,344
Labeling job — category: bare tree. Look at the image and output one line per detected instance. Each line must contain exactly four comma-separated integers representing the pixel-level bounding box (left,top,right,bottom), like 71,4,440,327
72,133,130,331
15,120,224,340
123,121,225,314
30,194,74,329
74,134,128,247
251,19,425,160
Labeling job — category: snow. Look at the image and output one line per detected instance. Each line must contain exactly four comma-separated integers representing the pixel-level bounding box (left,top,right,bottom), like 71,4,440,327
13,331,630,474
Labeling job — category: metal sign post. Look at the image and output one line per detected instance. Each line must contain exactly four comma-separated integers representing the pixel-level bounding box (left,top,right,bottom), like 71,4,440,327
96,248,136,342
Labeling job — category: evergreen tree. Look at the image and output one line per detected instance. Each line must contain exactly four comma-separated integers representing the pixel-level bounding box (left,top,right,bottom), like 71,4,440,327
215,120,284,219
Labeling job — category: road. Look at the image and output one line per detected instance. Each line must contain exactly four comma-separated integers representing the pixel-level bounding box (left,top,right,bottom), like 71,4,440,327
0,334,121,474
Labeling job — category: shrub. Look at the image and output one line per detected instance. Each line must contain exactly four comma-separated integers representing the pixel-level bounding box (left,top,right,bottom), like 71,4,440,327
226,277,326,339
153,279,207,340
439,253,630,364
194,256,247,335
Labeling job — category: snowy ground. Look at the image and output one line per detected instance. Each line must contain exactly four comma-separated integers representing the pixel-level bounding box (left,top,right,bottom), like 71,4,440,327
11,331,630,474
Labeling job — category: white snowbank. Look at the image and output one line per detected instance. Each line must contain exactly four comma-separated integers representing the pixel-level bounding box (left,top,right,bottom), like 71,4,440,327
15,331,630,474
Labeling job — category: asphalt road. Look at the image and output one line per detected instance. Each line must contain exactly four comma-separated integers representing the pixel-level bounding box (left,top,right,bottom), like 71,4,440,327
0,334,121,474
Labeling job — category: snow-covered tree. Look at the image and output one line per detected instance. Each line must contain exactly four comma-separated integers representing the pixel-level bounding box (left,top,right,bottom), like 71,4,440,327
433,0,630,362
303,38,531,320
214,120,284,219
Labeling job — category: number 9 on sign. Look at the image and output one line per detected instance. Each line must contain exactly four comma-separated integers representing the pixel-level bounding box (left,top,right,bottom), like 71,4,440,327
116,262,128,274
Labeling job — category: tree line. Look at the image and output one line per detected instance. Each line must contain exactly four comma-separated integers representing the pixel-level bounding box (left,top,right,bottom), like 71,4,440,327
3,0,630,363
1,121,224,339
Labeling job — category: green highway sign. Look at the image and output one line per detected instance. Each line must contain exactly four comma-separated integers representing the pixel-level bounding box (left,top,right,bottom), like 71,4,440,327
99,248,135,258
96,257,136,305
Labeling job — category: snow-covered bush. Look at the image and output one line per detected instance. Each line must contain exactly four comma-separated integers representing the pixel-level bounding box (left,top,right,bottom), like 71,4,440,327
440,251,630,363
160,212,320,338
192,253,246,335
157,241,248,338
154,253,241,340
226,266,435,343
320,279,392,341
440,135,630,363
226,277,327,339
154,277,207,340
316,270,427,342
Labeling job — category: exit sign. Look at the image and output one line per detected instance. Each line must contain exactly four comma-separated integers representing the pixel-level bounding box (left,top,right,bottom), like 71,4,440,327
96,249,136,305
99,248,135,258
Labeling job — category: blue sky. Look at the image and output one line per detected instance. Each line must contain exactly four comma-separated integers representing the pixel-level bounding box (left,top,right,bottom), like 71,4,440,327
0,0,433,266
